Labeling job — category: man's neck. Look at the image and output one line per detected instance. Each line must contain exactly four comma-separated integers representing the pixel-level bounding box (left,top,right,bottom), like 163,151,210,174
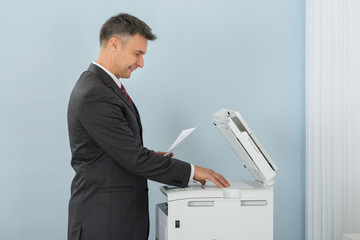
96,53,118,78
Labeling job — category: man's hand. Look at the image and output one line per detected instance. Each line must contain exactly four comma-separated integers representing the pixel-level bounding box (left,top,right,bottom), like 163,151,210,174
194,165,230,188
156,151,174,158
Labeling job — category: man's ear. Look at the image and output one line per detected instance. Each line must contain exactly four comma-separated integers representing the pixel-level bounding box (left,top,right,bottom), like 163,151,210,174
108,37,122,52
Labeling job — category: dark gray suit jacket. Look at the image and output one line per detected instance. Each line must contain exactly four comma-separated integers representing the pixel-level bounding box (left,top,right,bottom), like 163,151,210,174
67,63,191,240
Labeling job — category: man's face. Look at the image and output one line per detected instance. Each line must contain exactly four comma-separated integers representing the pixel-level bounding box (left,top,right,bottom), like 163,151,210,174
113,34,148,79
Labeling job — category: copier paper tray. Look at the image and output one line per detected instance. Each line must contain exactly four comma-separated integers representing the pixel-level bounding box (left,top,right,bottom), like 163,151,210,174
213,109,278,186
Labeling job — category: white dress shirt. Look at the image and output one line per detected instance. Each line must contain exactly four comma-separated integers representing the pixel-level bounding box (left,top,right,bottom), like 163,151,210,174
92,62,195,184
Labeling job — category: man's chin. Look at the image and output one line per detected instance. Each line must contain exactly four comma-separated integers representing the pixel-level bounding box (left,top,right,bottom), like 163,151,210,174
124,69,133,79
121,73,131,79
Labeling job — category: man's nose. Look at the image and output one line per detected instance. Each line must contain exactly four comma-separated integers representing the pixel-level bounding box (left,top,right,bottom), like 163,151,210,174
137,56,144,68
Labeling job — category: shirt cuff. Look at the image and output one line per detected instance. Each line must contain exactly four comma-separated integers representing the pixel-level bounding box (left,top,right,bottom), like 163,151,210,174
188,164,195,184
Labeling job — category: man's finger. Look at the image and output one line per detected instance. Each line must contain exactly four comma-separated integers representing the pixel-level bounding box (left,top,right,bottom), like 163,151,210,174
214,173,230,187
209,176,224,188
209,173,230,188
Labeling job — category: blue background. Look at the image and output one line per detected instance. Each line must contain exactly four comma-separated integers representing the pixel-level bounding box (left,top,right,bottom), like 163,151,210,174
0,0,305,239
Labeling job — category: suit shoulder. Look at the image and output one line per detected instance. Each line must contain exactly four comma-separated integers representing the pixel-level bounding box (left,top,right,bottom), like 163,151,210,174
70,71,112,100
78,70,106,88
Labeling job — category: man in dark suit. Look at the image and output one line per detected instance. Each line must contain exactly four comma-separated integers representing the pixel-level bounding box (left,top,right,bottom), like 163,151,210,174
67,13,229,240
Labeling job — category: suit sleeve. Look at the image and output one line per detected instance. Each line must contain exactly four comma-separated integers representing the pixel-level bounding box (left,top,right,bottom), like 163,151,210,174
79,87,191,187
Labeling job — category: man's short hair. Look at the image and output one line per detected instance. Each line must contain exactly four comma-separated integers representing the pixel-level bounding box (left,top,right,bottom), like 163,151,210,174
100,13,157,47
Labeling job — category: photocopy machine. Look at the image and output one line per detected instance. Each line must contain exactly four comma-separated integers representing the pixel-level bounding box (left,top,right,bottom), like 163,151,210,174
156,109,279,240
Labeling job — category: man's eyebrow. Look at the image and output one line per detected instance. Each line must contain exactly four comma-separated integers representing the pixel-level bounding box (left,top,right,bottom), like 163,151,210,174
135,50,145,54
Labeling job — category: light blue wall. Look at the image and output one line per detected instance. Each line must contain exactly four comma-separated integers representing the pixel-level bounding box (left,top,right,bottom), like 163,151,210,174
0,0,305,239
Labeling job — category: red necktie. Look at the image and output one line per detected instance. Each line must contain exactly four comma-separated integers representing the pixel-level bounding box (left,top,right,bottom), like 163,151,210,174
120,84,134,106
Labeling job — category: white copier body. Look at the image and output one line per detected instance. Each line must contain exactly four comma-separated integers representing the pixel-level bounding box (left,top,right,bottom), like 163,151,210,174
156,109,279,240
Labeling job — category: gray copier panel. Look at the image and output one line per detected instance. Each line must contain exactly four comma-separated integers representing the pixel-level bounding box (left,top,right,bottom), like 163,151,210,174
156,109,278,240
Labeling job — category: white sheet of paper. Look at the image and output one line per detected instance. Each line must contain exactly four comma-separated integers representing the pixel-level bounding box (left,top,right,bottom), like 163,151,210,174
165,126,198,156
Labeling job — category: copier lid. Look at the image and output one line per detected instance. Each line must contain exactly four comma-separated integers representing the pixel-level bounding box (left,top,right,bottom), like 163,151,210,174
213,109,279,186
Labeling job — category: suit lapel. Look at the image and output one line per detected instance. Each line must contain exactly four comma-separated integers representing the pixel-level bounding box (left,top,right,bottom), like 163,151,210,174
87,63,143,133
